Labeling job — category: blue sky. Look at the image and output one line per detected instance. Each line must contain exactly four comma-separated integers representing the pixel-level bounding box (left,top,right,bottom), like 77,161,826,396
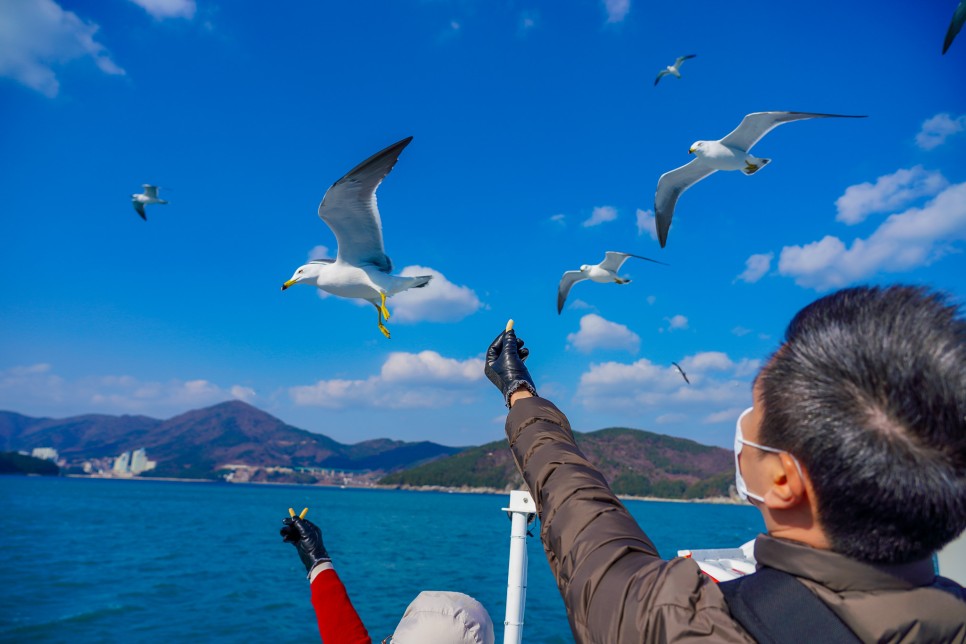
1,0,964,448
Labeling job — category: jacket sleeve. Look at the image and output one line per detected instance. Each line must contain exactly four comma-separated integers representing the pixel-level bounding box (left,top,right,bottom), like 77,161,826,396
310,567,372,644
506,397,752,644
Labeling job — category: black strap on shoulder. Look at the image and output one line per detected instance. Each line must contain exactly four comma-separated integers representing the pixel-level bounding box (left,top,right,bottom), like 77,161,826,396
718,567,860,644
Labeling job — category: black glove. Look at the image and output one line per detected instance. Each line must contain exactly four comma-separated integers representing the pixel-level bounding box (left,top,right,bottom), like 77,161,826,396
280,516,331,577
485,329,536,407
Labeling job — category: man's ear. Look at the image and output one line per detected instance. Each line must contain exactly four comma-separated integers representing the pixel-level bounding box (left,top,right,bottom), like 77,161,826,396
763,453,808,510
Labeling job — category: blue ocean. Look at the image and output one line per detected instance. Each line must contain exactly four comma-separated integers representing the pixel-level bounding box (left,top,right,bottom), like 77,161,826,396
0,476,763,643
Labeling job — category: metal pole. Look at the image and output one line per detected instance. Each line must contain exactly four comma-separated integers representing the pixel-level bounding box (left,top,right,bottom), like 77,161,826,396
502,490,534,644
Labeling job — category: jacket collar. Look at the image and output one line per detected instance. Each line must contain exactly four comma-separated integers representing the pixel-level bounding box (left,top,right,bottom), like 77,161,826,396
754,534,936,592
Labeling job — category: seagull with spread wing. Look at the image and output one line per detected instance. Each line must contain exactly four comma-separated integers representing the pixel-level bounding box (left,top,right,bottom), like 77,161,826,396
655,54,696,86
671,361,690,384
131,184,167,221
653,111,866,247
281,137,432,339
557,251,666,314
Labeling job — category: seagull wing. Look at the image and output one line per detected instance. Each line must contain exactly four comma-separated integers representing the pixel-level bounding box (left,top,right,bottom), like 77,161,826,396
674,54,697,68
671,361,690,384
143,185,158,199
599,251,669,272
557,270,586,314
944,0,966,54
654,70,670,86
133,201,146,220
720,112,866,152
654,159,716,248
318,136,413,273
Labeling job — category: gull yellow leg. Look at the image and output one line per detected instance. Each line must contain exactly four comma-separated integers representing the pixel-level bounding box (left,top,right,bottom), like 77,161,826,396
379,291,391,321
375,303,391,339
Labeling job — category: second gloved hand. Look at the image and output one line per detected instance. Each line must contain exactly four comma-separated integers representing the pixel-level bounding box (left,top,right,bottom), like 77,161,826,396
281,516,331,577
485,329,537,407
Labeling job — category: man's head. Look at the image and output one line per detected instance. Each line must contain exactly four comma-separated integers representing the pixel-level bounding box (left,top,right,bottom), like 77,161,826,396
756,285,966,564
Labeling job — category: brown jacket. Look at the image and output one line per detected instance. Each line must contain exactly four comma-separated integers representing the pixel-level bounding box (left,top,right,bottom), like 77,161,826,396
506,397,966,644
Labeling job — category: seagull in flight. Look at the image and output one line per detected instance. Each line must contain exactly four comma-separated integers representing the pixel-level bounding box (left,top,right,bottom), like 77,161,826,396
281,137,432,339
655,54,696,86
671,361,690,384
131,184,167,221
944,0,966,54
557,251,666,314
653,111,866,247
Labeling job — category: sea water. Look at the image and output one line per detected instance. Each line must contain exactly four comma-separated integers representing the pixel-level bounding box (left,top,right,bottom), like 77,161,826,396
0,476,763,643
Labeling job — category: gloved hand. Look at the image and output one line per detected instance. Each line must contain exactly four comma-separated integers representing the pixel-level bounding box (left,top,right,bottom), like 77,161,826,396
485,329,536,407
280,516,331,577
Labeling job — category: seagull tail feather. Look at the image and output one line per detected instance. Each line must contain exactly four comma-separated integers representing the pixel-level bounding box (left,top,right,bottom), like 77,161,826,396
409,275,433,289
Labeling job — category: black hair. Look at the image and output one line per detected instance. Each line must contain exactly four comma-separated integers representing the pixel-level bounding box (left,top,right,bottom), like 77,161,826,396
759,285,966,564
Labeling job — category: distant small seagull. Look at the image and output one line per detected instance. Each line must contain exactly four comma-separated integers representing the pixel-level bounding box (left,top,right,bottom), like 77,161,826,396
653,111,866,247
557,251,666,314
943,0,966,54
671,361,690,384
655,54,696,86
281,137,432,339
131,184,168,221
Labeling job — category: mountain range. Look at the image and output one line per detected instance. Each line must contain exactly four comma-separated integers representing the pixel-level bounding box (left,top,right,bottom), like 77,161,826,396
0,401,737,498
0,401,461,479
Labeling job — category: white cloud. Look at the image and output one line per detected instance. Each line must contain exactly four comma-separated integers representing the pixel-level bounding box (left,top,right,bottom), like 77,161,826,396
602,0,630,23
703,407,745,424
390,266,482,323
779,181,966,291
575,351,759,415
0,0,125,98
582,205,618,227
549,213,566,224
128,0,196,19
636,208,657,239
835,166,948,224
567,313,640,354
290,351,483,409
736,252,773,283
307,245,331,261
0,363,253,417
646,295,656,305
916,113,966,150
665,314,688,331
731,326,752,337
567,298,596,311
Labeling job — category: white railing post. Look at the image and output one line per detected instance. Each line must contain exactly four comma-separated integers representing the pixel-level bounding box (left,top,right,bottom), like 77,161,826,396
502,490,534,644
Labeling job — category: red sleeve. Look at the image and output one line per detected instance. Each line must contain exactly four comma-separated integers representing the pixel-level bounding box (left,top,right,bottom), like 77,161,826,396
310,568,372,644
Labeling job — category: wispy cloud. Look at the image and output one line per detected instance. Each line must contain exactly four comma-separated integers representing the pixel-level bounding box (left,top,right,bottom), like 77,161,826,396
391,266,482,323
549,213,566,225
636,208,657,239
582,205,618,227
518,11,538,35
0,0,125,98
736,252,774,283
835,166,948,225
0,363,253,417
779,181,966,291
567,313,640,354
916,113,966,150
602,0,630,23
290,351,483,409
127,0,196,20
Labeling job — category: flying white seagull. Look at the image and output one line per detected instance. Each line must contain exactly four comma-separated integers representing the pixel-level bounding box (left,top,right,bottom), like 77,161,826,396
671,361,690,384
653,111,866,247
655,54,696,86
281,137,432,339
131,184,167,221
557,251,666,314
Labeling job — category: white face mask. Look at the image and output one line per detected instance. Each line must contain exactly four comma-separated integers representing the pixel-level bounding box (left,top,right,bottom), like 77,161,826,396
734,407,802,503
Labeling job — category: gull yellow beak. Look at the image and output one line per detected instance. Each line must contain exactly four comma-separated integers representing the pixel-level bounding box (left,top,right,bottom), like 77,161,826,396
281,279,297,291
688,146,695,154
